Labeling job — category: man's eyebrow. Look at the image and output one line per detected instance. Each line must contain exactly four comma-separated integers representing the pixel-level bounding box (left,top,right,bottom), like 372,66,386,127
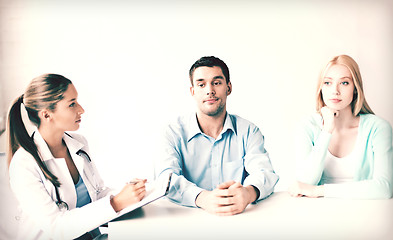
68,98,76,102
195,76,224,82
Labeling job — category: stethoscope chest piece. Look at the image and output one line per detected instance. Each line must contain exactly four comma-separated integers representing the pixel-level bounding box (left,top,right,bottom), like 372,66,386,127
57,201,69,212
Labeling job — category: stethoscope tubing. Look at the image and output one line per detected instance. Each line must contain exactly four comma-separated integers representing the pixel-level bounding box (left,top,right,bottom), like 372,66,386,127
55,149,96,211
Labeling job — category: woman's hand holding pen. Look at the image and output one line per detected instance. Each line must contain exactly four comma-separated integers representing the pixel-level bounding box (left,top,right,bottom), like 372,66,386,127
110,179,147,212
321,106,339,133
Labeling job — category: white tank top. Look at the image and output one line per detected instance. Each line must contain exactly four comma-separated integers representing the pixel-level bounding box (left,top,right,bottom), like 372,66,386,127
321,150,355,184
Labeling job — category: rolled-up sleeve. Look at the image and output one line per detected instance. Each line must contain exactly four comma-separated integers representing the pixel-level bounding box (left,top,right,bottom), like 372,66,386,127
155,125,203,207
243,126,279,201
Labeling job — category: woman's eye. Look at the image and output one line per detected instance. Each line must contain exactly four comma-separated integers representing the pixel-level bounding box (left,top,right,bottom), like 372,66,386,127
341,81,349,85
323,81,331,85
69,102,75,107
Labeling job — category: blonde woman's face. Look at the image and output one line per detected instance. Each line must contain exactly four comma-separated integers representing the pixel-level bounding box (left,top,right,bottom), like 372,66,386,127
321,64,355,111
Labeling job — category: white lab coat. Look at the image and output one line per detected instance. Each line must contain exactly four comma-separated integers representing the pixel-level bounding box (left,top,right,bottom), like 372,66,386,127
9,131,119,240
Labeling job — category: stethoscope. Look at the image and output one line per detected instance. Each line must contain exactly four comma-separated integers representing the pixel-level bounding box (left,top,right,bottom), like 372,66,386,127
55,149,100,212
55,184,69,212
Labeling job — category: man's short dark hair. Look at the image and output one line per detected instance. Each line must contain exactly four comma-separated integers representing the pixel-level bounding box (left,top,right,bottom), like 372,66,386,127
189,56,230,86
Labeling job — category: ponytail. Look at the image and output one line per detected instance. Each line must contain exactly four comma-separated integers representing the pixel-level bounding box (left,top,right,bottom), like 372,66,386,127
7,95,60,187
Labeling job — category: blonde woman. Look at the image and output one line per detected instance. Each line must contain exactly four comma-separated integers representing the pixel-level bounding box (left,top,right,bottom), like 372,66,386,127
289,55,392,199
7,74,146,239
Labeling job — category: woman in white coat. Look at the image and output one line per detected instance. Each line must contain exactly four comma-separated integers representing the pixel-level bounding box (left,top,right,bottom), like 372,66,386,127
7,74,146,240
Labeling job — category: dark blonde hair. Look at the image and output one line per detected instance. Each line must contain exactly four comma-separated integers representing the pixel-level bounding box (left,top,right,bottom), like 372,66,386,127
316,55,374,116
7,74,72,187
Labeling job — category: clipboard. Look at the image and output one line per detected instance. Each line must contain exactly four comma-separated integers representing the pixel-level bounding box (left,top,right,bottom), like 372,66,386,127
113,172,172,219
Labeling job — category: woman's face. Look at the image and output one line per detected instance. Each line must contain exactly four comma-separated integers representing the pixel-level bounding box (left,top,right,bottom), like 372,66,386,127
49,84,85,132
321,64,355,112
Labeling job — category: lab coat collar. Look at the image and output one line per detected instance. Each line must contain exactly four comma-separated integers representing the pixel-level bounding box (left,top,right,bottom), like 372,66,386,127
63,133,85,156
187,112,236,142
33,131,85,162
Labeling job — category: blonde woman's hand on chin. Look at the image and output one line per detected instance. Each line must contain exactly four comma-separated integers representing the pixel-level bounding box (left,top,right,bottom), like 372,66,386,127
321,106,339,133
110,179,147,212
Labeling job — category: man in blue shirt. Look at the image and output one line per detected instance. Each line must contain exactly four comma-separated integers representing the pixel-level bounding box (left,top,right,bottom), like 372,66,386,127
156,56,279,215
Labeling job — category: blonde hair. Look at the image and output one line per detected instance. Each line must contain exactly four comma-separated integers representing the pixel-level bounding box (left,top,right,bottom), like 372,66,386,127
7,74,72,187
316,55,374,116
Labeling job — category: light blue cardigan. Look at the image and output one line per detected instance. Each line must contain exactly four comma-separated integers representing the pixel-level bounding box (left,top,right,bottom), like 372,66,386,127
296,113,393,199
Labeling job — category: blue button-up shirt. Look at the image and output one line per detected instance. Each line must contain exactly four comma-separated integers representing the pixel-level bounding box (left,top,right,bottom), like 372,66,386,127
156,112,279,207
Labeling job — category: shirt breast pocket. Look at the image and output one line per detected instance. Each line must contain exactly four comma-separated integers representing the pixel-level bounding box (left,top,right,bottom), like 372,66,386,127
222,160,244,182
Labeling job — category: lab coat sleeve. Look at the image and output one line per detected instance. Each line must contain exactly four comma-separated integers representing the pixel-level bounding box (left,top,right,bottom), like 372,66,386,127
9,151,119,240
242,126,279,201
155,125,204,207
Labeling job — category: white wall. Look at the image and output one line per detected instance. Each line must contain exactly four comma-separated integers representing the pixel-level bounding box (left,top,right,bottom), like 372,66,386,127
1,0,392,192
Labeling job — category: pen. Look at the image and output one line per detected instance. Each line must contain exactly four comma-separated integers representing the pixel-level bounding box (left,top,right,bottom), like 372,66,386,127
126,180,139,185
126,179,147,185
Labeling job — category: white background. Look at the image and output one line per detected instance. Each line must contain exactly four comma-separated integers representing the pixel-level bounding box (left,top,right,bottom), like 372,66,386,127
1,0,393,238
1,0,393,191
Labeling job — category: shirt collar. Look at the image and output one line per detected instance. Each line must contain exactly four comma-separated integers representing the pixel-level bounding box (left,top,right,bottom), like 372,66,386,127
33,131,85,161
187,112,236,142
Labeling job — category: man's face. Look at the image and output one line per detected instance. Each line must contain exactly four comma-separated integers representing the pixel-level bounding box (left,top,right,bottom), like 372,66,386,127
190,66,231,117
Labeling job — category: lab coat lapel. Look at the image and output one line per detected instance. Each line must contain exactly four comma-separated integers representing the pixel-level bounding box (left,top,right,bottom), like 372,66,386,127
33,131,78,208
63,133,98,201
63,134,85,175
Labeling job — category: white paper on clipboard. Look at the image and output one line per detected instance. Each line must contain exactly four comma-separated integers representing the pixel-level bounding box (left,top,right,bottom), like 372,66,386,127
116,172,172,218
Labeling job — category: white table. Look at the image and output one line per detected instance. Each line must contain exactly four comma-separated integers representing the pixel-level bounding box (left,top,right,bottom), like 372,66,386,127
108,191,393,240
